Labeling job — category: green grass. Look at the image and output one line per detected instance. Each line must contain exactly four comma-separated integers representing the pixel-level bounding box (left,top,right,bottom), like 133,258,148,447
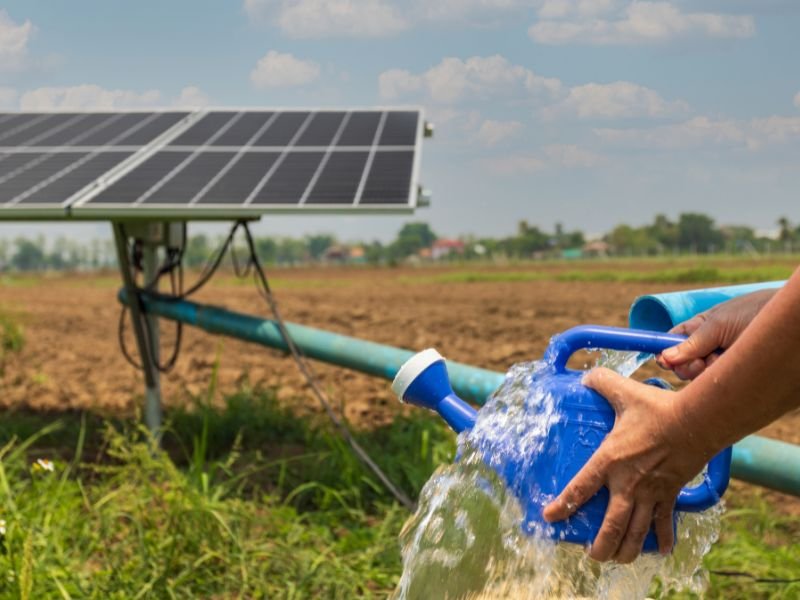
0,391,455,599
0,392,796,598
0,311,24,375
401,264,796,286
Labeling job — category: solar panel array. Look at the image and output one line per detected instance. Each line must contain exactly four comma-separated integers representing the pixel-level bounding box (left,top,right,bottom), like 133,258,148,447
0,108,424,220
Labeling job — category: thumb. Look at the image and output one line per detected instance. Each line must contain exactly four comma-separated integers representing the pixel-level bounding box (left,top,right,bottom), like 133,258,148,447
582,367,644,413
660,322,719,366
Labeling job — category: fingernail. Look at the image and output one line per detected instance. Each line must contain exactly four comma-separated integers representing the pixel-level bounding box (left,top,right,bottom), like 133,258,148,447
663,347,678,360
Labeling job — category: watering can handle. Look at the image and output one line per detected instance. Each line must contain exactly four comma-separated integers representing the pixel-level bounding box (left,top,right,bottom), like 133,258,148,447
546,325,732,512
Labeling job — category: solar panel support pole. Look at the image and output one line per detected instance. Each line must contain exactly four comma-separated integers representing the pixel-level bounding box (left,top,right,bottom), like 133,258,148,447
111,222,163,441
141,243,163,434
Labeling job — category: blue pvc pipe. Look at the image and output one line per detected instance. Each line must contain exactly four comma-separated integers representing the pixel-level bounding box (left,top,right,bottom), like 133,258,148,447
118,290,504,406
629,281,785,331
119,289,800,498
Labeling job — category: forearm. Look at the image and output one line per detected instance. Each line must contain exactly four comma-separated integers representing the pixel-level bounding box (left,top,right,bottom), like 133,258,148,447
675,267,800,455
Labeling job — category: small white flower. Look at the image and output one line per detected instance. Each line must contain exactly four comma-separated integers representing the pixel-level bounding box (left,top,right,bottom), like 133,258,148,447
33,458,54,472
0,519,6,536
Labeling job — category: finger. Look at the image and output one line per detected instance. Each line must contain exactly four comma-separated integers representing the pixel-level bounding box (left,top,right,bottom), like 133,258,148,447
661,322,718,367
706,352,720,368
654,502,675,555
674,358,706,381
613,503,654,564
582,367,645,413
668,314,705,337
588,496,634,562
543,453,606,522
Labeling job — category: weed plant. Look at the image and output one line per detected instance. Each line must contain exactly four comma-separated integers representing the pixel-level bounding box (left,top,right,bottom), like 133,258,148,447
0,392,795,598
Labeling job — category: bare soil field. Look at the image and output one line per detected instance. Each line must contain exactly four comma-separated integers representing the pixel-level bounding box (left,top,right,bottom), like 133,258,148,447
2,264,798,438
1,263,798,512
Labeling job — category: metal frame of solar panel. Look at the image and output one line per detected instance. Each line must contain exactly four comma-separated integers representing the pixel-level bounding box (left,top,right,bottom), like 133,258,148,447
0,107,424,220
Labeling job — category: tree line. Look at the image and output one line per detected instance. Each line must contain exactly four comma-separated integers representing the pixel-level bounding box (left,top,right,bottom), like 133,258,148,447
0,213,798,272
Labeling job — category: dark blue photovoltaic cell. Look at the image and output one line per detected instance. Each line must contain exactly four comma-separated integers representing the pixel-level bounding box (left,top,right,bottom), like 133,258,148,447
17,152,132,204
306,152,368,204
114,112,187,146
251,152,323,204
0,152,46,179
33,113,117,146
168,112,238,146
79,113,155,146
337,112,381,146
252,112,309,146
0,152,86,204
88,151,189,204
360,151,414,204
143,152,232,204
0,114,81,146
295,112,345,146
0,109,422,214
197,152,280,204
378,112,418,146
211,112,274,146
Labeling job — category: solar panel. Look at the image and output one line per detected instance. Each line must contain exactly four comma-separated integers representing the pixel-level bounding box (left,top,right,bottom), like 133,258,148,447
0,108,425,219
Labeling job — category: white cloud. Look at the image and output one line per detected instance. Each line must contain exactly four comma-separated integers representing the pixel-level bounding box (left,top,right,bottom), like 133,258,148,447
0,87,17,109
0,10,34,71
482,143,603,174
530,1,755,45
543,81,689,119
244,0,407,37
19,85,162,110
250,51,321,88
475,119,523,146
14,85,209,110
594,115,800,150
378,55,562,103
416,0,535,22
794,91,800,109
378,69,423,100
174,86,210,107
537,0,618,20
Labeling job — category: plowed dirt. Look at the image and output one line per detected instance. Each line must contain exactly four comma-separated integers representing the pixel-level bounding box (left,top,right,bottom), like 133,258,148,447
1,265,797,511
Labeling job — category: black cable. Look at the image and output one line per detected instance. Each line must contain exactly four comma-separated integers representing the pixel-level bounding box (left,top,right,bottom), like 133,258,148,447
710,570,800,584
118,220,416,510
239,221,416,511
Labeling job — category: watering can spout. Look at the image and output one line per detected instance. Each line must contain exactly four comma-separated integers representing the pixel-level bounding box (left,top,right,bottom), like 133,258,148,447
392,349,478,433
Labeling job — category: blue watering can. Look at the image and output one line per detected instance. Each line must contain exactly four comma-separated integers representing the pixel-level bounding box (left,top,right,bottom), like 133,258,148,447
392,325,733,552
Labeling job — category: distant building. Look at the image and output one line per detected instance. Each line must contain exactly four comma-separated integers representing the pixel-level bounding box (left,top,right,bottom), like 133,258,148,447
322,245,349,263
582,240,610,257
430,239,465,260
349,246,366,264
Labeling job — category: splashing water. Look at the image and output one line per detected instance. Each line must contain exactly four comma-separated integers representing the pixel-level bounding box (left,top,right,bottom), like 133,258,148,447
393,351,722,600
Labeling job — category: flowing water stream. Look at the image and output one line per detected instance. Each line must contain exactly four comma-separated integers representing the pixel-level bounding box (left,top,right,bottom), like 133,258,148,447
393,351,721,600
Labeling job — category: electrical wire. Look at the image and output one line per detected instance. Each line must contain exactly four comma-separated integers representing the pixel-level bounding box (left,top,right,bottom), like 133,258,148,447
710,570,800,584
118,220,416,510
239,222,416,510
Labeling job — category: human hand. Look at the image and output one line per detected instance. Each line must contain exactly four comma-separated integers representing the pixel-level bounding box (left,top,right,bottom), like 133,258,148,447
542,368,714,563
657,289,777,380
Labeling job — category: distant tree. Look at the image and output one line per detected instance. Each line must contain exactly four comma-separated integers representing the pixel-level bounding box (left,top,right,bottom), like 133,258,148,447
677,213,723,253
0,239,9,269
12,238,46,271
778,217,793,242
390,222,437,259
511,221,550,257
185,234,211,268
276,238,307,265
255,237,277,264
364,241,385,265
648,214,678,250
306,234,336,260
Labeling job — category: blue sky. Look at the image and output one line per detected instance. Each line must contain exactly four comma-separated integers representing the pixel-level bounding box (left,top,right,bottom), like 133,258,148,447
1,0,799,243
